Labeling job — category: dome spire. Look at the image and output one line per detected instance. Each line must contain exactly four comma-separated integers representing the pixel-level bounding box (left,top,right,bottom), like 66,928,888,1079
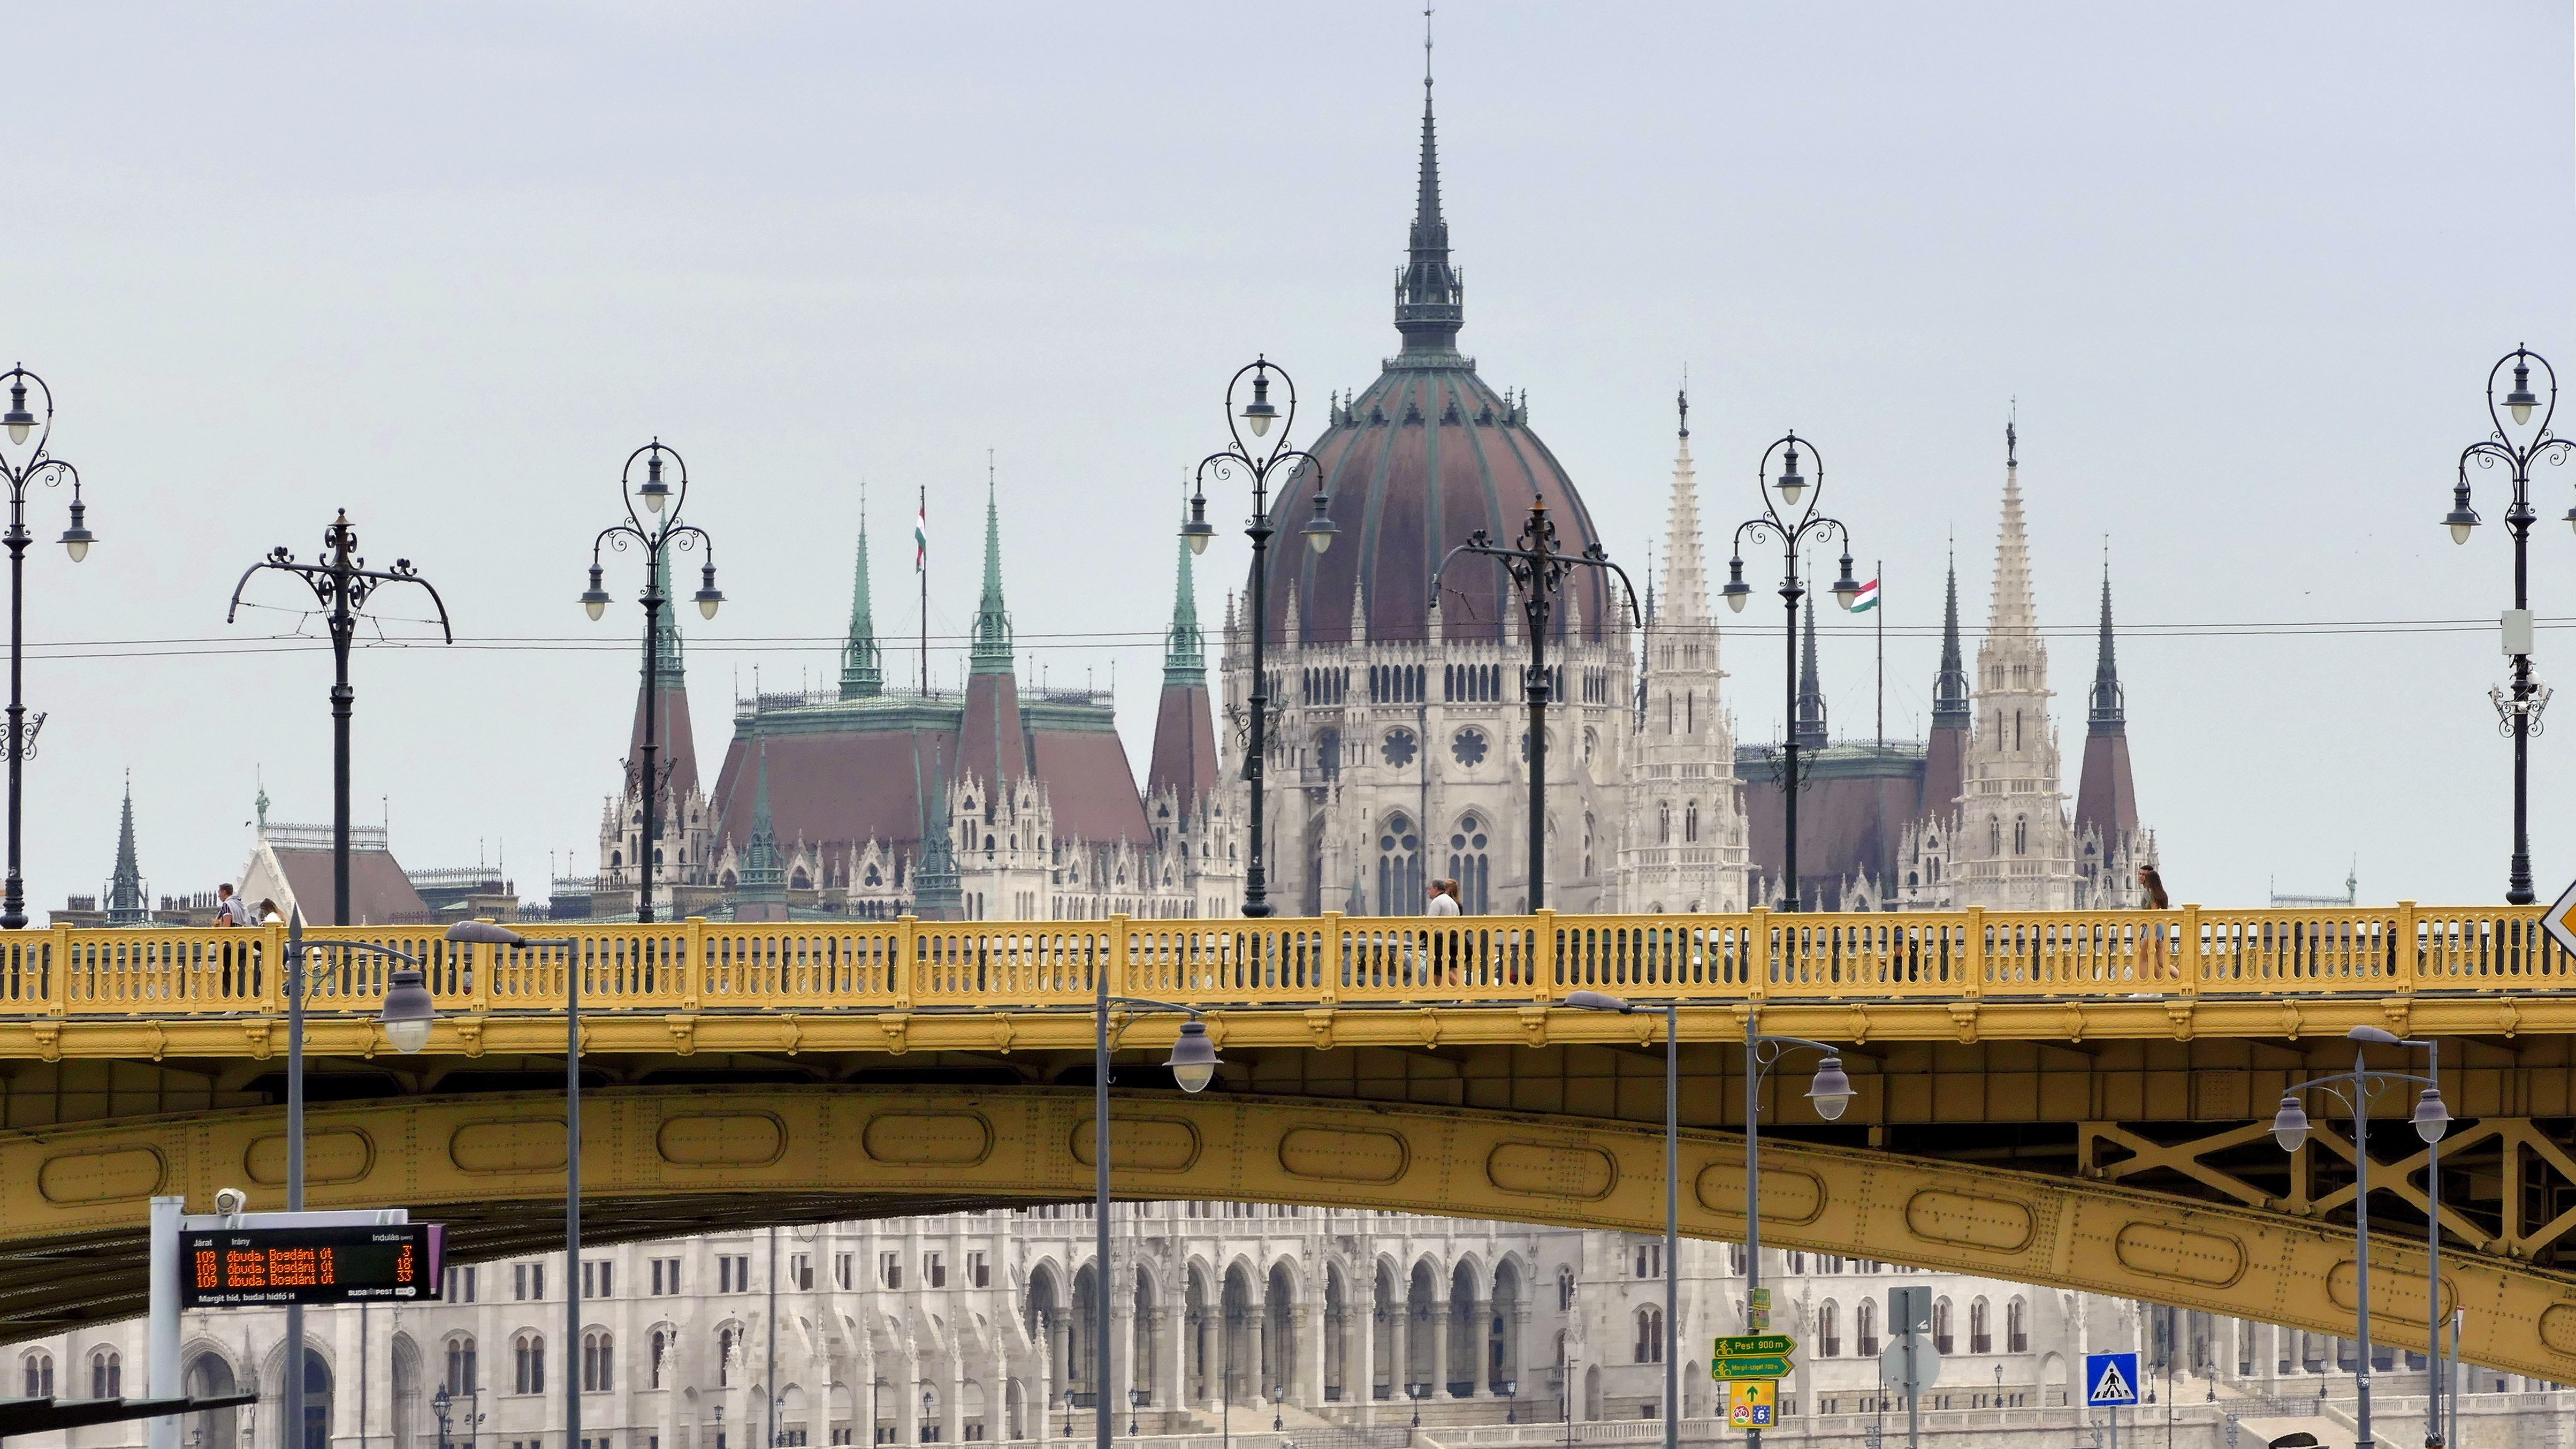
1394,6,1464,355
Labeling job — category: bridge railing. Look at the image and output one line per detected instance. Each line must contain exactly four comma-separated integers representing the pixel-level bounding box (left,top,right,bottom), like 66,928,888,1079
5,901,2568,1020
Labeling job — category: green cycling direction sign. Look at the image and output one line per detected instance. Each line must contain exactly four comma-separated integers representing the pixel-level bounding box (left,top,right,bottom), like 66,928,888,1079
1710,1335,1796,1381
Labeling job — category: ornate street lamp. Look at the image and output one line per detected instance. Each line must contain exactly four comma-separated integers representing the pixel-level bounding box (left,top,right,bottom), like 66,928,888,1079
1185,357,1335,917
583,441,722,922
1431,498,1639,910
0,366,90,930
2272,1026,2452,1449
1724,433,1861,911
228,512,452,923
2445,346,2571,902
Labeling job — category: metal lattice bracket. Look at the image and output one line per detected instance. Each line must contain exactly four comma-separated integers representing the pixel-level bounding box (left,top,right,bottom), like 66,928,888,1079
2492,680,2552,735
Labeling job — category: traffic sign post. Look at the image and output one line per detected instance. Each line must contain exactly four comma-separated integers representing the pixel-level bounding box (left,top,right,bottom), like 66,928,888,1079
1710,1355,1794,1381
1712,1335,1795,1358
1885,1287,1936,1449
2085,1352,2140,1449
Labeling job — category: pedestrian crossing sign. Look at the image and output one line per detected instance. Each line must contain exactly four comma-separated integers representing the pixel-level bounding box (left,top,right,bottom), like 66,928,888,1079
2085,1352,2139,1407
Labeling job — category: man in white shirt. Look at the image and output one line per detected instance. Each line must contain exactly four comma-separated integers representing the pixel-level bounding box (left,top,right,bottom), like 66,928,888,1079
214,883,255,927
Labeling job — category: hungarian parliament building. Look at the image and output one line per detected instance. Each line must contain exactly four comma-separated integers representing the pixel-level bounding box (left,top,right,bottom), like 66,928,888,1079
568,47,2153,930
11,1203,2442,1449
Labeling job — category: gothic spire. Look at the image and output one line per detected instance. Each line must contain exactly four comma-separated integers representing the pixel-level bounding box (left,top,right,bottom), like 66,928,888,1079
2088,553,2125,736
911,739,963,920
105,773,146,926
647,547,684,682
969,460,1013,676
1164,528,1205,682
1659,383,1710,626
1793,587,1828,749
1932,547,1970,729
1988,417,2037,636
1393,12,1464,355
841,507,883,700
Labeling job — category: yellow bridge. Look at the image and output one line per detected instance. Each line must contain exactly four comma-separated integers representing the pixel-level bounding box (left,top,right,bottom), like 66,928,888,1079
3,903,2572,1382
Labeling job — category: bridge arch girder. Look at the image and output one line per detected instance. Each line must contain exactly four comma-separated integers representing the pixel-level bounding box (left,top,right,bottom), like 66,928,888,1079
3,1083,2571,1379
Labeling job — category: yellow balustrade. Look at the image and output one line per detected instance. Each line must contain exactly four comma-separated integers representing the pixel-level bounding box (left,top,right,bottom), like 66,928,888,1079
4,902,2569,1022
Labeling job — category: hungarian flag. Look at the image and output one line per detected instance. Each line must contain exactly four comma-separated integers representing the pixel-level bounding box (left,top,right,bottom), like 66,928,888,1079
914,498,928,573
1851,576,1879,612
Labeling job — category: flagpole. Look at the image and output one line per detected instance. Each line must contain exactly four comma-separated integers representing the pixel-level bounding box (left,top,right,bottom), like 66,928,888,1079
1874,558,1883,752
918,483,928,695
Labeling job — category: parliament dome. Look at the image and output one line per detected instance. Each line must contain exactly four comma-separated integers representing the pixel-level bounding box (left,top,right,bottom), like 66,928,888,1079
1259,67,1613,649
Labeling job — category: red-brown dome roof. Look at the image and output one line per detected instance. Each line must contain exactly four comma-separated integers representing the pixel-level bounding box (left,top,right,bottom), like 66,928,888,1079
1256,67,1612,648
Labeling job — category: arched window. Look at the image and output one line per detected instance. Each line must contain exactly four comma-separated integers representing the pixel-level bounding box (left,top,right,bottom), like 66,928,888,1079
582,1331,612,1392
1988,817,2002,855
1786,1251,1806,1274
90,1349,121,1400
1377,814,1422,916
1683,802,1699,843
1969,1298,1992,1354
2013,816,2028,856
1582,813,1595,877
444,1335,477,1394
717,1326,737,1387
22,1353,51,1399
651,1330,670,1389
2014,709,2023,750
1855,1301,1880,1359
1657,803,1671,844
1557,1268,1575,1312
1932,1299,1954,1355
1447,815,1490,913
1633,1308,1663,1363
2007,1299,2028,1354
513,1334,544,1395
1818,1302,1841,1358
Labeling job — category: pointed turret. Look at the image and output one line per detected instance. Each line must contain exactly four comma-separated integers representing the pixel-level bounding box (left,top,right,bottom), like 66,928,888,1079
959,468,1028,792
1393,22,1464,355
1922,551,1971,818
2074,559,2139,847
840,515,883,700
1660,387,1710,625
1792,589,1828,749
1149,535,1221,814
104,775,146,926
628,547,702,810
735,746,788,920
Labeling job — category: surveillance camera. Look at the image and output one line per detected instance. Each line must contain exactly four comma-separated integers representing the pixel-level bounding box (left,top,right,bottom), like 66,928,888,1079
213,1187,249,1216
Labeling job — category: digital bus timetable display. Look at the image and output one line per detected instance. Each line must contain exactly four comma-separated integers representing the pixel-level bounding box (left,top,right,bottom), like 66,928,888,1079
180,1224,444,1307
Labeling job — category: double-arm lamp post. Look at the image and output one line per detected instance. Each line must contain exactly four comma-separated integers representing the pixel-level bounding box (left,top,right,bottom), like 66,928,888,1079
1432,499,1638,911
581,441,724,922
2268,1025,2451,1449
2444,346,2573,904
1560,992,1851,1449
1183,358,1337,917
1723,434,1861,911
228,513,451,924
0,366,92,930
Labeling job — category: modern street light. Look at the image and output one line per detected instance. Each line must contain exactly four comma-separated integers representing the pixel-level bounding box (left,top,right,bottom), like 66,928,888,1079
279,909,439,1449
2270,1025,2452,1449
441,921,586,1449
1090,968,1221,1449
1431,499,1639,910
228,512,452,924
583,440,723,922
1724,432,1861,911
2446,345,2571,904
0,365,91,931
1185,357,1335,917
2346,1026,2452,1449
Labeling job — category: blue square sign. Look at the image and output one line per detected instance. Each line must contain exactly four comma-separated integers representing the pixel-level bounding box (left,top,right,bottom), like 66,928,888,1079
2085,1352,2140,1408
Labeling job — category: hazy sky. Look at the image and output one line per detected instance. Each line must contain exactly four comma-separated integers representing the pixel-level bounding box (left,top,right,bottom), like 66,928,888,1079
2,3,2570,911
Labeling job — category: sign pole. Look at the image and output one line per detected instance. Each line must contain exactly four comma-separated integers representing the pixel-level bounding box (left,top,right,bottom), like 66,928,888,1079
1904,1339,1918,1449
149,1195,182,1449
